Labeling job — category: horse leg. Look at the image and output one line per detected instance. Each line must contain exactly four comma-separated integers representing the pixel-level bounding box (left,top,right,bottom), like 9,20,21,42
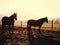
39,26,41,35
39,26,44,36
29,25,32,36
39,26,40,34
12,25,14,34
27,24,31,39
30,26,32,36
9,25,11,34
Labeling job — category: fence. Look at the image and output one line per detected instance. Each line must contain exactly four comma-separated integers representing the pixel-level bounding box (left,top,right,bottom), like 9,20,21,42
15,20,60,31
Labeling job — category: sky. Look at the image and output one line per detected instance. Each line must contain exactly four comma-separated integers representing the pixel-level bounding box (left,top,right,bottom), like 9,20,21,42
0,0,60,21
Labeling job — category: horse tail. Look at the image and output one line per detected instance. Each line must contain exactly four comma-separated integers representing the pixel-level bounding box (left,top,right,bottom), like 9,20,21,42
27,22,29,31
2,17,5,33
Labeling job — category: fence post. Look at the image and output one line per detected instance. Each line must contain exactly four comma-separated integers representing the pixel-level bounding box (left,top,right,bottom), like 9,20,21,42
21,21,22,28
52,20,53,32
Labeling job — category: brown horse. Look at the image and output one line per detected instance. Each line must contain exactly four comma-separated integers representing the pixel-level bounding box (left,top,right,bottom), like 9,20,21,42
2,13,17,34
27,17,48,38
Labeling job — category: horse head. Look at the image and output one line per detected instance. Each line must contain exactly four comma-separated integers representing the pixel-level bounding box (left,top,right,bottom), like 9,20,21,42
13,13,17,20
14,13,17,20
45,17,48,23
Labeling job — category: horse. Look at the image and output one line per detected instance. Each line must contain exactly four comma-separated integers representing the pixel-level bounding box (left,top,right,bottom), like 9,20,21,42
27,17,48,38
2,13,17,34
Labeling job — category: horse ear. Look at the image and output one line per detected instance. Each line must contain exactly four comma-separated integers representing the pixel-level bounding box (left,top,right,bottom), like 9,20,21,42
14,13,17,15
13,13,17,16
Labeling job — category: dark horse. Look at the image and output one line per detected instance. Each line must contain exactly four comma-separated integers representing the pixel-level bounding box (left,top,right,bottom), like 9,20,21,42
2,13,17,34
27,17,48,38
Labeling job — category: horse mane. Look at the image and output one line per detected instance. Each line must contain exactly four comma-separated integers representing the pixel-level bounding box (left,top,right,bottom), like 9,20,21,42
37,17,47,21
10,13,16,18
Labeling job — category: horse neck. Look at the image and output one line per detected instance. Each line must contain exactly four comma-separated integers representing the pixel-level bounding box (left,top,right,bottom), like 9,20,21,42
9,15,14,20
38,18,46,24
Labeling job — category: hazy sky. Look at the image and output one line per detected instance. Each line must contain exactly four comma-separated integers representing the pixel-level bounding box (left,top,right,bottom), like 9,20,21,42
0,0,60,21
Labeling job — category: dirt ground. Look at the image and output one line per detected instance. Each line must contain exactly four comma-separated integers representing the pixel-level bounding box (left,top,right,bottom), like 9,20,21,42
0,28,60,45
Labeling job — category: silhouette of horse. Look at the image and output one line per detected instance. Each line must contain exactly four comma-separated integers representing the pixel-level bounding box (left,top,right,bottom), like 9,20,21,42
2,13,17,34
27,17,48,38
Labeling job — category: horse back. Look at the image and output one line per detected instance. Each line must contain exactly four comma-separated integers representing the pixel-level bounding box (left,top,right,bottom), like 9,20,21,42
2,16,9,22
2,16,14,25
27,20,39,26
